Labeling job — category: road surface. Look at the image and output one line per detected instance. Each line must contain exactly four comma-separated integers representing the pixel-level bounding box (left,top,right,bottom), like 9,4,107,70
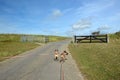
0,40,84,80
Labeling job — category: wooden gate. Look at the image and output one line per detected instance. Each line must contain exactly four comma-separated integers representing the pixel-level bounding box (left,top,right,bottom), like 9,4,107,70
74,34,108,43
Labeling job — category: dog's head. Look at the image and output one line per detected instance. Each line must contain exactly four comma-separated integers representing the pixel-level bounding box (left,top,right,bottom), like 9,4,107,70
64,50,68,55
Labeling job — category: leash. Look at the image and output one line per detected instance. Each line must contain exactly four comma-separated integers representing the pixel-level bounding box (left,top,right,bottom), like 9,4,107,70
60,62,64,80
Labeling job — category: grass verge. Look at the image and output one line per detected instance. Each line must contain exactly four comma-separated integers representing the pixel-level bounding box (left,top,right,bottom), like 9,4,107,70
69,37,120,80
0,42,39,61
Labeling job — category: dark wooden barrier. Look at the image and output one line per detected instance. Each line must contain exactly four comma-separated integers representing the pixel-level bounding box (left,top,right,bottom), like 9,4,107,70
74,34,108,43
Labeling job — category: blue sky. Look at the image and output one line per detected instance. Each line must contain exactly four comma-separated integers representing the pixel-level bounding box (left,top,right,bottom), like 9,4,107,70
0,0,120,36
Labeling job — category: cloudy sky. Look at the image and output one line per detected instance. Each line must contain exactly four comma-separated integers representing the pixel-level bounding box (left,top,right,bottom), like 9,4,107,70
0,0,120,36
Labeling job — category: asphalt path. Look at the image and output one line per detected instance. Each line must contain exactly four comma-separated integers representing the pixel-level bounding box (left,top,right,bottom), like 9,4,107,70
0,40,84,80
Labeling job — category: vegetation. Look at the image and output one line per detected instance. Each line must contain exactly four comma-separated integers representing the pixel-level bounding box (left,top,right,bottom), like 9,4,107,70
110,31,120,39
69,32,120,80
0,34,67,61
0,34,20,42
0,42,39,61
0,34,68,42
49,35,68,42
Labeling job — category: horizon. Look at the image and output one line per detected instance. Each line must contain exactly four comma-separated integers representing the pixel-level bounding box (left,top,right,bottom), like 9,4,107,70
0,33,68,37
0,0,120,36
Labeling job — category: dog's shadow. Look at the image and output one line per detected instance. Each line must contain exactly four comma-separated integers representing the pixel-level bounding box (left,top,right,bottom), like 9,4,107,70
54,58,59,61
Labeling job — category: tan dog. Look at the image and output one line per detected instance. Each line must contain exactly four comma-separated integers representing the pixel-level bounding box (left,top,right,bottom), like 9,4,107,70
60,50,69,62
54,49,59,61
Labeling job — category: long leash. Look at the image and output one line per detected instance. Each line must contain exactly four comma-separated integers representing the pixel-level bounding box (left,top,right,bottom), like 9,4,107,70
59,51,69,80
60,62,64,80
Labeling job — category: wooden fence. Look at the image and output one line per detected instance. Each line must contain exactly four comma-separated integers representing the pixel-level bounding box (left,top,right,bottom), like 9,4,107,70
74,34,109,43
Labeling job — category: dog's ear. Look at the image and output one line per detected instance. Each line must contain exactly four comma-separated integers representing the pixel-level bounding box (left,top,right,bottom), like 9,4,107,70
64,50,66,53
66,52,68,55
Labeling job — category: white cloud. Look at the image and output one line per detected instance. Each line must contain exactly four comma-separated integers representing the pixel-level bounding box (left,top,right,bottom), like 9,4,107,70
46,9,63,21
72,18,92,30
51,9,62,19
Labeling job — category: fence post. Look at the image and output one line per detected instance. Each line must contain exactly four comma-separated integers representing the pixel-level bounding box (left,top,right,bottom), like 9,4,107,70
74,36,76,43
106,34,109,43
90,35,92,43
44,36,49,43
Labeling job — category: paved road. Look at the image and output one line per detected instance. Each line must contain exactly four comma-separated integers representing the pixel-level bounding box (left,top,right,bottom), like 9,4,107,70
0,40,84,80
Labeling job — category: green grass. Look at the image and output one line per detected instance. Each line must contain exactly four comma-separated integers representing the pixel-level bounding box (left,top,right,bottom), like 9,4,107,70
0,34,68,61
49,36,68,42
0,42,39,61
69,34,120,80
0,34,68,42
